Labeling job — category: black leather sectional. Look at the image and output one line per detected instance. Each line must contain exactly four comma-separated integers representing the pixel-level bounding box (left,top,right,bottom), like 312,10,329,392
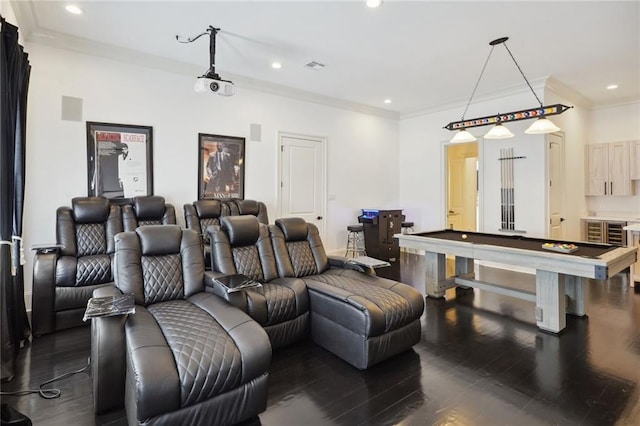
35,196,424,425
207,216,424,369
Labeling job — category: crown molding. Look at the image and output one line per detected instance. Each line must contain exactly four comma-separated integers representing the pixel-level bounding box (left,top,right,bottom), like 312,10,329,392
400,77,550,120
12,2,399,120
590,98,640,111
544,76,592,110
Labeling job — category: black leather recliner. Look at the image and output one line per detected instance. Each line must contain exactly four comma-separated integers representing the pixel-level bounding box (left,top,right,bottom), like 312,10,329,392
32,197,122,335
91,225,271,425
207,216,309,349
184,199,223,267
269,217,424,370
122,195,176,231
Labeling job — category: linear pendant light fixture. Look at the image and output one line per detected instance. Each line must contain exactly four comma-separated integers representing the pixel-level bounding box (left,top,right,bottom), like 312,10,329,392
444,37,572,142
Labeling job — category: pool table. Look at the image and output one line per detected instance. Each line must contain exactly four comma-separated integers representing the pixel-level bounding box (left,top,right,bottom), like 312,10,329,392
395,230,637,333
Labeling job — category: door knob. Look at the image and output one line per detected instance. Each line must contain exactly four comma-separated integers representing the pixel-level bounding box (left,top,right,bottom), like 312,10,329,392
560,217,565,222
317,216,323,220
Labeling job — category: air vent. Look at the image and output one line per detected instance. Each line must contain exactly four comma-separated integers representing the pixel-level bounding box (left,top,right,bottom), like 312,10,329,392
304,61,325,70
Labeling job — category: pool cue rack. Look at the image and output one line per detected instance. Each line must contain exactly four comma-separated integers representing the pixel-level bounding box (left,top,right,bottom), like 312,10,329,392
498,148,527,233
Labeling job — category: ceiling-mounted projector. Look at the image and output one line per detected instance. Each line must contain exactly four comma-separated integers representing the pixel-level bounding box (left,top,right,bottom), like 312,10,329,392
177,26,234,96
194,77,235,96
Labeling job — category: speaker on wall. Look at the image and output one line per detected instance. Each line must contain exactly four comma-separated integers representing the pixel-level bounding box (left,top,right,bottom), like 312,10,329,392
61,96,83,122
250,123,262,142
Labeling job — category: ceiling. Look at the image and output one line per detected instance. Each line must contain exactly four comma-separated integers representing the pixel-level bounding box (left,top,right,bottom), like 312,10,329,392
10,1,640,117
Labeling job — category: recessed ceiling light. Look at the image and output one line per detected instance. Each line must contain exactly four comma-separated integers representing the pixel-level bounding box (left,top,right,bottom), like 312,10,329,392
384,99,392,104
607,84,619,90
366,0,382,8
271,62,282,70
65,4,84,15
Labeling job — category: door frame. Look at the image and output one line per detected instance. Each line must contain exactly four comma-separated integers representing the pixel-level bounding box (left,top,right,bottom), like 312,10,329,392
277,131,328,240
546,132,567,238
441,139,483,232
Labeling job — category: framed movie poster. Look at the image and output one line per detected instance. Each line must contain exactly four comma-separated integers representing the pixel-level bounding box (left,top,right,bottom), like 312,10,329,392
86,122,153,204
198,133,245,199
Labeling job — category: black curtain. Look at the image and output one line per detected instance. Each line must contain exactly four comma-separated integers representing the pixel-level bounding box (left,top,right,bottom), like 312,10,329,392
1,15,31,382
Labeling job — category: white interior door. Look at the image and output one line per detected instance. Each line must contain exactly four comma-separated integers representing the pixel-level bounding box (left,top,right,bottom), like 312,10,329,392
549,133,566,239
279,134,326,238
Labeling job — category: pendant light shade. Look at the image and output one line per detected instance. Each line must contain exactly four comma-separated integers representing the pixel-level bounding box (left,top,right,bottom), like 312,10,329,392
450,129,477,143
484,123,514,139
443,37,572,139
524,117,561,134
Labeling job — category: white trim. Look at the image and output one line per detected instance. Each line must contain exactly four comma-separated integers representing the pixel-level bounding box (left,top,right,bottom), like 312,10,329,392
20,24,399,120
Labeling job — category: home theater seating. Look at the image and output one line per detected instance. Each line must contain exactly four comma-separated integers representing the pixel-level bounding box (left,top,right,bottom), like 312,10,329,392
269,217,424,369
207,215,310,349
91,225,270,425
32,197,122,335
33,196,424,425
122,195,177,230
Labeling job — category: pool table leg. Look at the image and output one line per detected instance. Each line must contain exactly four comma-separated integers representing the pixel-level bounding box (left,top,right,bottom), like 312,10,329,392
535,270,566,333
565,275,589,317
425,252,448,298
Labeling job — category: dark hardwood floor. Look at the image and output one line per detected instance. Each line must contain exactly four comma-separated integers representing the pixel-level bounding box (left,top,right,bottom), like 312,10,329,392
3,252,640,425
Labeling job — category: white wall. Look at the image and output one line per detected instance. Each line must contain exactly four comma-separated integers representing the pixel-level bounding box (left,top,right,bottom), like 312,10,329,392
586,101,640,215
399,90,549,237
0,2,18,27
544,88,590,239
21,43,399,308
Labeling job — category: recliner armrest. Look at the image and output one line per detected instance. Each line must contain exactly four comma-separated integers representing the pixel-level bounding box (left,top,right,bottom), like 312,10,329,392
31,251,58,335
204,272,268,324
91,285,128,414
328,255,375,276
204,271,250,312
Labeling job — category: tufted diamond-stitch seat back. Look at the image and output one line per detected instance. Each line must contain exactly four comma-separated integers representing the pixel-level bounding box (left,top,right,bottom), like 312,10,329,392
122,195,176,231
268,217,330,279
55,197,122,287
114,225,204,306
210,216,279,282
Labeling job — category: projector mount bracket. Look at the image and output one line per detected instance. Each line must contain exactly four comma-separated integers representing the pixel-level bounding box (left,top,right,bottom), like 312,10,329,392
176,25,227,81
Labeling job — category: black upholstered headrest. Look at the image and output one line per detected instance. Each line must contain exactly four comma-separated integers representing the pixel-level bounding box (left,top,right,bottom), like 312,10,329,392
221,216,260,246
194,199,222,218
136,224,182,255
275,218,308,241
133,196,165,219
237,199,259,216
72,197,110,223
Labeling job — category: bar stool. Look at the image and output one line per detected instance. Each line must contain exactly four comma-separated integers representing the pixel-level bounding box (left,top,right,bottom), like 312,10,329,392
401,221,415,253
345,224,366,257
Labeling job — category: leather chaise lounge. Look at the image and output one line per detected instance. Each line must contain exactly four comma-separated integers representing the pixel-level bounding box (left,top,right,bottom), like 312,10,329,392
207,215,309,349
91,225,271,425
269,217,424,370
32,196,122,335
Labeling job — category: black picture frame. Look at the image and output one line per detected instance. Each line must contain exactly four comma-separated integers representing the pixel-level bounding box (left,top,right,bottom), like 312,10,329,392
198,133,245,200
86,122,153,204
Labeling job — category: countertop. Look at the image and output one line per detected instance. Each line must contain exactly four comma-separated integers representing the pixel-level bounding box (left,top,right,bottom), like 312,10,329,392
623,223,640,232
582,215,640,222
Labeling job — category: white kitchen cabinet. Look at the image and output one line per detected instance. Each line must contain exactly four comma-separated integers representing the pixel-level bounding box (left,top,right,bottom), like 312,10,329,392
586,141,632,196
630,140,640,180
